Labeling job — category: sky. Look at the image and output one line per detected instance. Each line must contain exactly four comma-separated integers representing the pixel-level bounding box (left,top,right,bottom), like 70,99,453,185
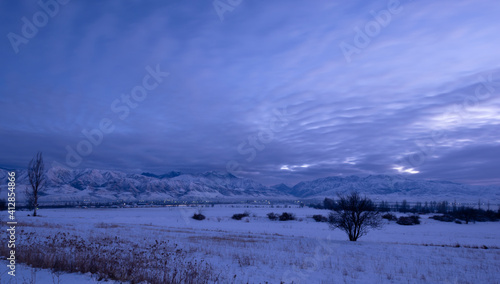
0,0,499,186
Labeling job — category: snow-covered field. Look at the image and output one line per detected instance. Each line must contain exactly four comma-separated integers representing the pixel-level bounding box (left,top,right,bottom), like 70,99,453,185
1,205,500,283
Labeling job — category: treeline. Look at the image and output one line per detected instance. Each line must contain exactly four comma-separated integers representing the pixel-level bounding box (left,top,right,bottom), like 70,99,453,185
310,198,500,223
0,200,213,210
0,200,126,210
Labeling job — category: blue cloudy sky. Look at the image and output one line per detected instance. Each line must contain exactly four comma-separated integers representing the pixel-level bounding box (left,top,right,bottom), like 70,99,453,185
1,0,499,185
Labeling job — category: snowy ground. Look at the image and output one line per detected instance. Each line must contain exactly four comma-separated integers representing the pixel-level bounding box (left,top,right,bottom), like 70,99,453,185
1,205,499,283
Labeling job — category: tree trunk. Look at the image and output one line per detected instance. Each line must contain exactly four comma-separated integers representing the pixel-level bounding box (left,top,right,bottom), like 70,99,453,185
33,196,38,216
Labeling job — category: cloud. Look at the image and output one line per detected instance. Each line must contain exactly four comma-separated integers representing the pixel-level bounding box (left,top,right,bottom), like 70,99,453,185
1,0,500,186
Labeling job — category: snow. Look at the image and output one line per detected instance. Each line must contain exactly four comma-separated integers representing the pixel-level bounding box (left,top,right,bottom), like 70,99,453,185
3,167,498,203
0,261,115,284
1,205,499,283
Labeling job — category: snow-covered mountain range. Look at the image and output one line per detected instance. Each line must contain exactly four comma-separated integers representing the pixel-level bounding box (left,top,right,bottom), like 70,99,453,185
0,167,281,202
0,167,498,203
273,175,500,203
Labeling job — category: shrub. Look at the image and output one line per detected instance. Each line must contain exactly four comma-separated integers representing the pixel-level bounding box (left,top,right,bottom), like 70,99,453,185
192,213,206,220
323,198,336,210
382,213,397,221
279,212,295,221
452,207,478,224
430,214,455,222
312,214,328,222
267,212,279,221
232,211,250,220
396,215,420,225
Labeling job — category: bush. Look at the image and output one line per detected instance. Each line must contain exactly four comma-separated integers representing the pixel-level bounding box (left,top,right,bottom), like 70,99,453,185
382,213,397,221
267,212,279,221
323,198,336,210
396,215,420,225
430,214,455,222
312,214,328,222
192,213,205,220
232,211,250,220
452,207,477,224
279,212,295,221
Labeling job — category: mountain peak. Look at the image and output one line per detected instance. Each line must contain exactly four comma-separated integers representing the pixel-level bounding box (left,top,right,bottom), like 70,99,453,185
271,183,292,193
200,171,237,179
141,171,182,179
141,172,159,178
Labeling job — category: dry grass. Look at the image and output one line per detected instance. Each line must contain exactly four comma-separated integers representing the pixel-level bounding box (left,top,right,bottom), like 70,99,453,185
0,231,219,284
187,234,265,244
395,242,500,250
16,221,65,229
94,222,121,229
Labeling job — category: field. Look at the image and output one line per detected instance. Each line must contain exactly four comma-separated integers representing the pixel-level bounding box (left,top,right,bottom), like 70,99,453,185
1,205,500,283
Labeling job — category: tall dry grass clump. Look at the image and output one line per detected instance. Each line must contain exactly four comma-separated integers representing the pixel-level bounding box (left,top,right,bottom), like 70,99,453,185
1,230,219,284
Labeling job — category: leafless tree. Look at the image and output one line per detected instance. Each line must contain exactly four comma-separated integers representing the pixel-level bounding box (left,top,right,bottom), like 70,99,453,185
328,192,382,241
24,185,36,211
27,152,44,216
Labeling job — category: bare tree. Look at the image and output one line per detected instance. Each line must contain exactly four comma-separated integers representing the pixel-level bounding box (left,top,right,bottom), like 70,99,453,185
328,192,382,241
24,185,36,211
27,152,45,216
